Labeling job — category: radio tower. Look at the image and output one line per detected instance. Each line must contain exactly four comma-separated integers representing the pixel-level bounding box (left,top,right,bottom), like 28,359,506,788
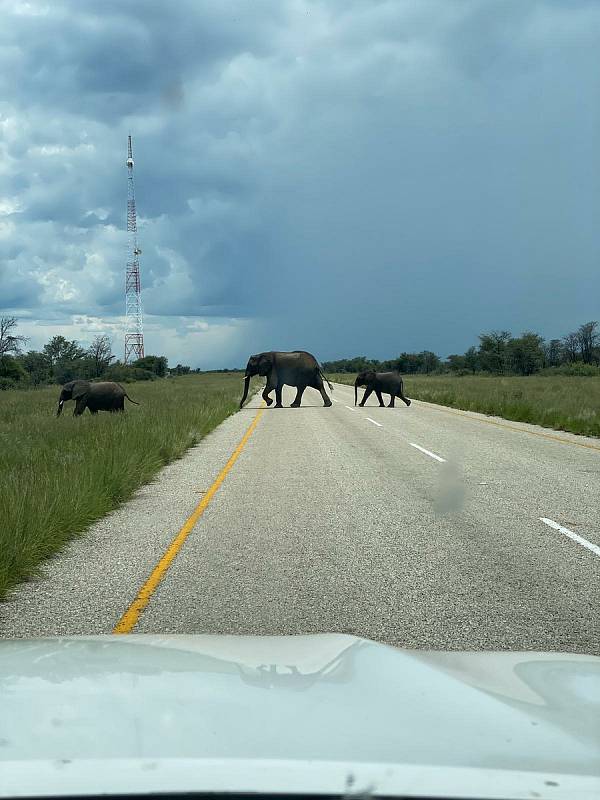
124,134,144,364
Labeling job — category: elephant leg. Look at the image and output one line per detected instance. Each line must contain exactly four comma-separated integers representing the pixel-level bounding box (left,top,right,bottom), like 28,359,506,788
274,384,283,408
400,391,411,407
375,389,385,407
359,387,373,406
262,387,274,406
290,384,306,407
74,399,87,416
312,375,332,407
90,408,99,415
388,394,395,408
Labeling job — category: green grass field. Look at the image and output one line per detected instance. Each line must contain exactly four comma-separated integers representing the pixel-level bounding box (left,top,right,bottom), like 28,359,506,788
0,374,250,600
331,373,600,438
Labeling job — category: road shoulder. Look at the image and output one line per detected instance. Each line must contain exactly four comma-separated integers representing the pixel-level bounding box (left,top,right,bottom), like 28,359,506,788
0,399,263,638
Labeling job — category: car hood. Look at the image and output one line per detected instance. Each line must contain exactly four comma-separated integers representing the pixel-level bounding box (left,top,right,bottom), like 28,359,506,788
0,634,599,799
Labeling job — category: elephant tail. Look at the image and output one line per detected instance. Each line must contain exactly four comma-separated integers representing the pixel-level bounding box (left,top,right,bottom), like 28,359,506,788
115,381,140,405
317,363,333,392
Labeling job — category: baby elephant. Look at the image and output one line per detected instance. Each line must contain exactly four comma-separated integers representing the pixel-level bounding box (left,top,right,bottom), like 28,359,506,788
354,370,411,408
56,380,140,417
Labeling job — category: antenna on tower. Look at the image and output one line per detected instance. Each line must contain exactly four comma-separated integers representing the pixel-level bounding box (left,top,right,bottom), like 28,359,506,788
124,134,144,364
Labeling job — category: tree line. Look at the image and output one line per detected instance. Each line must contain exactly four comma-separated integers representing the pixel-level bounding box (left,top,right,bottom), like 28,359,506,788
0,317,194,390
3,316,599,389
322,321,600,376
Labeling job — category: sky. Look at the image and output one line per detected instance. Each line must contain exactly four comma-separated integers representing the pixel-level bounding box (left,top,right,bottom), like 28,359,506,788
1,0,599,369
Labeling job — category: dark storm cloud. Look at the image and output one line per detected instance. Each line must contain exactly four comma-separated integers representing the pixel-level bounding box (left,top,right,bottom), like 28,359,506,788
1,1,284,116
1,0,599,366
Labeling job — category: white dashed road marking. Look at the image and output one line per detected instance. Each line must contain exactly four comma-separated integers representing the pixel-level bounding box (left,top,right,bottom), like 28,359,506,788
366,417,383,427
410,443,446,462
345,405,354,411
540,518,600,559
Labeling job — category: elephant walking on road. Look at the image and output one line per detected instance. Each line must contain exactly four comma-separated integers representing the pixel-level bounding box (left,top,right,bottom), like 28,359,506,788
354,370,411,408
56,380,140,416
240,351,333,408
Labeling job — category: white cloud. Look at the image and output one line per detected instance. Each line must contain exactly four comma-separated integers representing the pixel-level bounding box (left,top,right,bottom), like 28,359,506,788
0,197,23,215
37,271,78,302
10,2,52,16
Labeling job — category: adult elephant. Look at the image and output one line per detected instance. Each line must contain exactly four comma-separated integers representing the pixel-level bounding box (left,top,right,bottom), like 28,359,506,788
354,370,411,408
56,380,140,417
240,351,333,408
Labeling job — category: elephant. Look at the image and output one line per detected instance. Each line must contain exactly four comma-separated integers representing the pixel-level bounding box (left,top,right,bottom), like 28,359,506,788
56,380,140,417
240,350,333,408
354,370,411,408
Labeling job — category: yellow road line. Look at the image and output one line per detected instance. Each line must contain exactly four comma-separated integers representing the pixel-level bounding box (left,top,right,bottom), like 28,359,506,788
113,405,265,634
413,399,600,453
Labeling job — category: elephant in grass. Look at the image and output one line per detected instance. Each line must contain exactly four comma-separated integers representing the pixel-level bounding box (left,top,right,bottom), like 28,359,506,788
56,380,140,417
354,370,411,408
240,351,333,408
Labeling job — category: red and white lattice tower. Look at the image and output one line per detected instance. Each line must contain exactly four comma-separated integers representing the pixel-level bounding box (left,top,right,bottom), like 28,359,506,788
124,134,144,364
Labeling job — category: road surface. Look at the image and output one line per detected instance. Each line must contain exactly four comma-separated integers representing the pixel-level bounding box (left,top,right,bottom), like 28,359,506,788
1,383,599,653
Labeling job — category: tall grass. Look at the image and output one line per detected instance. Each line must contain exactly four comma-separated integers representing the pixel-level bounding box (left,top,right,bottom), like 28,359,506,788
331,373,600,438
0,374,249,599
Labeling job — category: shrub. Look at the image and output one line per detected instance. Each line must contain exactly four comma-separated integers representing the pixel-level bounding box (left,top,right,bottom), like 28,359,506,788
540,363,600,377
103,365,156,382
0,355,27,384
132,355,168,377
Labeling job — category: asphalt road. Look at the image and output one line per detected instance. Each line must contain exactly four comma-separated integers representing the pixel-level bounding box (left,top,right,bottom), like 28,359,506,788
1,382,599,653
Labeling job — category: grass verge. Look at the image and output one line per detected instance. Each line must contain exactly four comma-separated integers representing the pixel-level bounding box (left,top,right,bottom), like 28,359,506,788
0,373,250,600
330,373,600,438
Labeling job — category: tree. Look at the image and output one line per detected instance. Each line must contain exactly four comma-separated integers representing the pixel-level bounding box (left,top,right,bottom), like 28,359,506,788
506,332,544,375
42,336,85,372
0,317,28,357
478,331,511,373
0,355,27,386
420,350,441,374
393,353,422,373
19,351,51,385
447,354,467,373
322,356,378,373
170,364,191,375
54,358,97,384
133,355,168,377
87,335,115,377
464,346,479,373
577,321,599,364
562,332,579,363
544,339,562,367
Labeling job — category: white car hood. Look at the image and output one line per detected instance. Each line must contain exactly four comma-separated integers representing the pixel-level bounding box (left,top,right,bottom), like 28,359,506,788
0,633,598,799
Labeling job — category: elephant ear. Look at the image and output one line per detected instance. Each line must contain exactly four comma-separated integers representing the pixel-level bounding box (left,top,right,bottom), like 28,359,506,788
259,353,278,386
257,353,273,377
71,380,90,399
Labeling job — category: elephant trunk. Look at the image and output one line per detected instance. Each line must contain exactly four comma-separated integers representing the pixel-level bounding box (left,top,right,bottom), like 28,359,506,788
56,399,64,417
354,378,359,406
240,375,251,408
